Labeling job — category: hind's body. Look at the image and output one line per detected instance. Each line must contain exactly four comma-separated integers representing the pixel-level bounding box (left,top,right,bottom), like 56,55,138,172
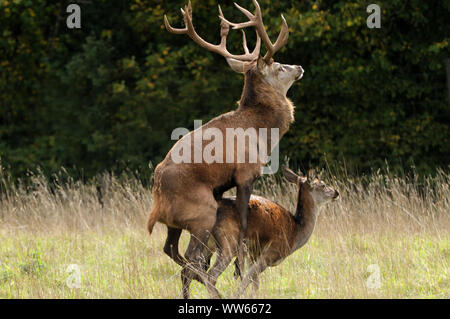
212,195,298,263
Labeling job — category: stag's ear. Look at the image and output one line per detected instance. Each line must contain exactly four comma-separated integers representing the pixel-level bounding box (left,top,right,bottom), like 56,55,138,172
257,56,267,73
226,58,247,74
282,166,299,184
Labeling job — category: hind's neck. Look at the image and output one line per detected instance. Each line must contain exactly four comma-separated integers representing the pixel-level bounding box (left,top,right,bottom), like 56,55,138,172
291,190,318,252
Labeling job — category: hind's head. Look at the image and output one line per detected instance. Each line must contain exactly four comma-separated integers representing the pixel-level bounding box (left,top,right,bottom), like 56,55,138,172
282,166,339,210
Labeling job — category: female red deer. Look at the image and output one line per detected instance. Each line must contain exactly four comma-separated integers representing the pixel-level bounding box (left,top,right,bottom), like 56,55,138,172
147,0,304,285
180,166,339,298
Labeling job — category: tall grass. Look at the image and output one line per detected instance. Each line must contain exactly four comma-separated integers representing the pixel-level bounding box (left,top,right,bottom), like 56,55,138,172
0,166,448,298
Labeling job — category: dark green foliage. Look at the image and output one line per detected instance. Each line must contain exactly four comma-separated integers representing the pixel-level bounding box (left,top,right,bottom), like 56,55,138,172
0,0,449,181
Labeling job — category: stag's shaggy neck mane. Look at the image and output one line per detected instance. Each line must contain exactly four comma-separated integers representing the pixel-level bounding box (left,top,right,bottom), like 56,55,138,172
238,68,295,134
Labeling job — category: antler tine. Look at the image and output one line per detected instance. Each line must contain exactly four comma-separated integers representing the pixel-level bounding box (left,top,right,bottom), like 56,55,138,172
270,14,289,55
233,2,256,20
163,1,192,34
241,30,250,54
164,14,186,34
164,1,260,62
218,5,261,58
219,0,289,64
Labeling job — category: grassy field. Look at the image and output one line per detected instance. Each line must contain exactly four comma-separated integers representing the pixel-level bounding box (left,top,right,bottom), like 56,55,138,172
0,167,449,298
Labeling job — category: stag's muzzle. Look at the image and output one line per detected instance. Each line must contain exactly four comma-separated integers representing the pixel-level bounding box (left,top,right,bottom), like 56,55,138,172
295,66,304,80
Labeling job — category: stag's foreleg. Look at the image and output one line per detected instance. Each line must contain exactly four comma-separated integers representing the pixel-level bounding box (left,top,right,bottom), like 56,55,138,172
182,231,219,299
235,183,252,277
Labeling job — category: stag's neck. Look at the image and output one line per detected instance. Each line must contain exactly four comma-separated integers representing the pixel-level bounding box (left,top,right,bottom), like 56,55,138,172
291,189,318,252
238,71,294,134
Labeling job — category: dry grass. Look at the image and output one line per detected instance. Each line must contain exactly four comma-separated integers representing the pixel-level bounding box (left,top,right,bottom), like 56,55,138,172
0,166,449,298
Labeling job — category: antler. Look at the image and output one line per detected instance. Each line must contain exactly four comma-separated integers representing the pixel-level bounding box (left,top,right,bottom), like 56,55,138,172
164,1,261,62
219,0,289,64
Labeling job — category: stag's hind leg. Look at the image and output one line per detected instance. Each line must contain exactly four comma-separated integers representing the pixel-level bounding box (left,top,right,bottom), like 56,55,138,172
235,183,252,277
181,232,220,299
182,210,217,273
163,185,217,298
178,197,218,298
163,227,186,267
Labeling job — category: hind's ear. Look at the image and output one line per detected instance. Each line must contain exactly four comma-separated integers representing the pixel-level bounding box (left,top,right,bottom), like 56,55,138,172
282,166,299,184
307,169,316,181
317,171,323,180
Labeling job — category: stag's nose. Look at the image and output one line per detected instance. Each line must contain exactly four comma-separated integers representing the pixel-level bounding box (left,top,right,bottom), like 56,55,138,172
295,65,304,80
333,190,340,199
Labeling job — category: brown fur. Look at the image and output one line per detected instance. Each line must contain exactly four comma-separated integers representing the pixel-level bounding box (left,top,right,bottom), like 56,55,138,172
157,1,302,298
147,64,294,272
148,66,294,227
179,167,339,298
214,195,302,261
212,187,320,265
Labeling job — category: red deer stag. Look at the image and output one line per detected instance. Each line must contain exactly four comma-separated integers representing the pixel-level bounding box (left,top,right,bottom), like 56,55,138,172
181,167,339,298
147,0,304,288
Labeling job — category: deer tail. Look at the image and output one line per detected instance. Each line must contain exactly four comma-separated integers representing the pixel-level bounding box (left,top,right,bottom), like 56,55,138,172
147,205,159,235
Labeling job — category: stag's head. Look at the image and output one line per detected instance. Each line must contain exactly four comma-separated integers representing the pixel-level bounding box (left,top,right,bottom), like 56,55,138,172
164,0,304,96
282,166,339,210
